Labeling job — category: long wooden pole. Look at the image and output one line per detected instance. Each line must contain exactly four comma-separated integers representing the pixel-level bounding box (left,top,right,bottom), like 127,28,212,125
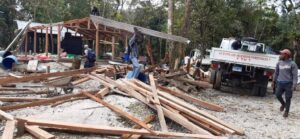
57,25,61,60
45,27,49,56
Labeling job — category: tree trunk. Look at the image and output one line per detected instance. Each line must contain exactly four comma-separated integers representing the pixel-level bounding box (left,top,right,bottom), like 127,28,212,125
167,0,175,70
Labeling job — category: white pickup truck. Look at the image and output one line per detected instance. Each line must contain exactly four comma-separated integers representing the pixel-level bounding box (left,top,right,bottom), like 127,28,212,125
209,37,280,96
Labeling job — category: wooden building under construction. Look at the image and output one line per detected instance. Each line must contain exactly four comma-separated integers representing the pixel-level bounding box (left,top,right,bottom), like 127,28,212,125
20,15,189,61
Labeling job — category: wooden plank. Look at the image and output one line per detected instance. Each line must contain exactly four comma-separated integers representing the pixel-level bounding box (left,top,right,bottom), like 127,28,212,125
0,110,14,120
121,115,156,139
51,97,87,107
90,15,189,44
2,120,16,139
25,125,55,139
149,74,168,131
95,87,110,98
83,92,154,134
0,91,97,111
71,77,90,86
0,68,95,85
0,97,47,102
17,118,222,139
0,90,48,95
129,124,153,139
0,88,31,91
158,86,224,112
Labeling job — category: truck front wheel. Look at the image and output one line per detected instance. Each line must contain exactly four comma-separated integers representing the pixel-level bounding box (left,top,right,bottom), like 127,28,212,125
213,70,222,90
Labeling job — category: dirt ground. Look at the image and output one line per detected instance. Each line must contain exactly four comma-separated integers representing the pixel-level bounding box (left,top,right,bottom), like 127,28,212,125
0,62,299,138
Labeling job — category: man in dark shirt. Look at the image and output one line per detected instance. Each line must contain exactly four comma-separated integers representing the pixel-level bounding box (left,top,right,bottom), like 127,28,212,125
272,49,298,118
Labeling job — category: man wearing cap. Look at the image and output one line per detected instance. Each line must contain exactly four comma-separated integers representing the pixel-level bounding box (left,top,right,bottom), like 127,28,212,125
272,49,298,117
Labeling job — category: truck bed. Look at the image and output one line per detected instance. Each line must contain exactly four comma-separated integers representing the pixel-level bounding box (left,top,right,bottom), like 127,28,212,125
210,47,279,69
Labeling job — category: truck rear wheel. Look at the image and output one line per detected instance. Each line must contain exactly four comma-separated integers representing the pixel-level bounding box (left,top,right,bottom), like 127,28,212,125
213,70,222,90
251,75,268,97
209,69,216,84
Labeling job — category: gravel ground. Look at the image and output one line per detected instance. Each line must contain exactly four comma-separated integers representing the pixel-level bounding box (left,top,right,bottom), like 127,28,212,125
193,87,300,139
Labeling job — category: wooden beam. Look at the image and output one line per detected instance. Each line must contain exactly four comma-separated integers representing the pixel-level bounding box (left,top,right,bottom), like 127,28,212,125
51,96,87,107
95,24,99,59
0,68,95,85
2,120,16,139
121,115,156,139
95,87,110,98
45,27,49,56
82,92,155,134
0,91,97,111
158,86,224,112
0,109,14,120
146,40,155,65
25,125,55,139
0,97,47,102
149,74,168,132
17,118,222,139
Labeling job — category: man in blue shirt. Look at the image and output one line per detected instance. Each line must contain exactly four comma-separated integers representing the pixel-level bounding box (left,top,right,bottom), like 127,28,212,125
127,27,143,79
273,49,298,118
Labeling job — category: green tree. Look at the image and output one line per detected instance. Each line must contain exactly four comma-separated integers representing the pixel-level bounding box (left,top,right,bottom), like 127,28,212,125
0,0,17,49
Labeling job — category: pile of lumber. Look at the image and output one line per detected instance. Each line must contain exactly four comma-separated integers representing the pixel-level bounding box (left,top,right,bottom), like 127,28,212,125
87,73,244,137
0,67,244,138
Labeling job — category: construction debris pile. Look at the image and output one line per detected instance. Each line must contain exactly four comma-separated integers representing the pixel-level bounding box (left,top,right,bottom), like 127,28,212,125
0,62,245,139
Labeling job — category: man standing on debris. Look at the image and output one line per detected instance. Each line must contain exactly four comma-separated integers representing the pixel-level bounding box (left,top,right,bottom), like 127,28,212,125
273,49,298,118
127,27,143,78
84,44,96,68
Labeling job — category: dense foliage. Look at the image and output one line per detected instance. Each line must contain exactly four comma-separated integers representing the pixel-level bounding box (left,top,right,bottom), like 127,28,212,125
1,0,300,61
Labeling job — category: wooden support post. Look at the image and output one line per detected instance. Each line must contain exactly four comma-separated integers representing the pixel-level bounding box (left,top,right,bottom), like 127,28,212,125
57,25,61,60
34,30,37,54
95,24,99,59
88,19,91,29
125,34,128,48
45,27,49,56
25,125,55,139
149,74,168,132
2,120,16,139
25,32,28,57
82,92,155,134
112,36,115,60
